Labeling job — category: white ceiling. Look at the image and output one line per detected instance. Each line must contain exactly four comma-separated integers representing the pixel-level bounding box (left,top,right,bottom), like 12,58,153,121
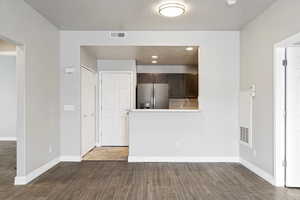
24,0,276,30
82,46,198,65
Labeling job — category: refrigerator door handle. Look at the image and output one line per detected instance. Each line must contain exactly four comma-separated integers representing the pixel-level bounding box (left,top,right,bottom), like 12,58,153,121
153,83,156,109
153,92,156,108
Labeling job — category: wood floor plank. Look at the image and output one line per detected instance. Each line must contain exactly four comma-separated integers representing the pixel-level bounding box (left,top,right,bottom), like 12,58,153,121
83,147,128,161
1,141,300,200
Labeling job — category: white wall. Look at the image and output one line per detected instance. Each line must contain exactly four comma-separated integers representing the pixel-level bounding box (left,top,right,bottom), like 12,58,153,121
0,0,60,176
129,111,238,160
137,65,198,74
98,60,136,72
240,0,300,176
0,55,16,139
60,31,240,159
80,47,97,71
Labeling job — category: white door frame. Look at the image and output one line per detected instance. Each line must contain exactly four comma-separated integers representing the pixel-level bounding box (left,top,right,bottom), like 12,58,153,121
273,46,286,187
98,71,136,147
80,65,97,157
0,35,26,184
274,31,300,187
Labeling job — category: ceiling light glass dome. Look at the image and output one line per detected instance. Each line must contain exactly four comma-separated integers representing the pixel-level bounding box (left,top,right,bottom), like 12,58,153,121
158,2,186,17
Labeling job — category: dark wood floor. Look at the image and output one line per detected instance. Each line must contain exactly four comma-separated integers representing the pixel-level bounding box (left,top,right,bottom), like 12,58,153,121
0,141,16,185
1,141,300,200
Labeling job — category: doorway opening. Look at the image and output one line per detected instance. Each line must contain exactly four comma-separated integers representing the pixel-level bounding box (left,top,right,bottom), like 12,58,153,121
80,47,130,161
274,33,300,188
0,38,17,184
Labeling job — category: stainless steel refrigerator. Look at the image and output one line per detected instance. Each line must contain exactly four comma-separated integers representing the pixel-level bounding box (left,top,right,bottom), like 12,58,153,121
137,83,169,109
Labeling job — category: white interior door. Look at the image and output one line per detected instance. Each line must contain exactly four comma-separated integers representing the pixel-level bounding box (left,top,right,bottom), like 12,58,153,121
101,72,132,146
286,47,300,187
81,67,96,156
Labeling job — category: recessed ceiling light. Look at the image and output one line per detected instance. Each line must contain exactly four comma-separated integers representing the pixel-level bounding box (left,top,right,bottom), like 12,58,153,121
158,2,186,17
185,47,193,51
226,0,237,6
152,60,158,64
152,55,159,59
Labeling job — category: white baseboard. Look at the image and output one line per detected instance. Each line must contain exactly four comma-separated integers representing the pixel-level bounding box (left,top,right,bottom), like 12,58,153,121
96,143,101,147
0,137,16,141
14,157,60,185
128,156,240,163
240,158,275,185
14,156,82,185
60,156,82,162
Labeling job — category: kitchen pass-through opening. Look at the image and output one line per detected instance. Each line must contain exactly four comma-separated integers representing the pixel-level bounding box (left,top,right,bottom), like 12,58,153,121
80,45,199,161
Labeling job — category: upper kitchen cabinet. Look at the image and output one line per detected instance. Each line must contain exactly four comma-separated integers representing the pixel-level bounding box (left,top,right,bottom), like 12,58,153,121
137,73,154,83
138,73,168,84
154,74,168,83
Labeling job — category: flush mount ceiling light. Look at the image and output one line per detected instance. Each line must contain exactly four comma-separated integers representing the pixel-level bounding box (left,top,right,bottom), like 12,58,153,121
226,0,237,6
185,47,193,51
152,60,158,64
158,2,186,17
152,55,159,59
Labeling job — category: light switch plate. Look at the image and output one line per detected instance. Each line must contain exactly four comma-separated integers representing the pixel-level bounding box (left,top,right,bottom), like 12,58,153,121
65,67,75,74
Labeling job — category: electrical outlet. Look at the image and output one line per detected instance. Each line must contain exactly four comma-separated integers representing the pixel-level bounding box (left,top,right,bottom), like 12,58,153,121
49,145,52,153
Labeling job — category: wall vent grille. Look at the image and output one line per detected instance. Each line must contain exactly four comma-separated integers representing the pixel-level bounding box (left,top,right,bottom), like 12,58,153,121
110,32,126,38
240,127,249,144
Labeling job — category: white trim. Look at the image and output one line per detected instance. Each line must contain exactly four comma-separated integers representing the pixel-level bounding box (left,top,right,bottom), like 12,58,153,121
240,158,275,186
98,72,102,146
273,32,300,187
95,73,100,149
273,46,286,187
0,137,17,141
14,157,60,185
16,45,27,178
96,142,101,147
128,156,240,163
60,156,82,162
80,66,97,158
0,51,17,56
81,145,95,157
